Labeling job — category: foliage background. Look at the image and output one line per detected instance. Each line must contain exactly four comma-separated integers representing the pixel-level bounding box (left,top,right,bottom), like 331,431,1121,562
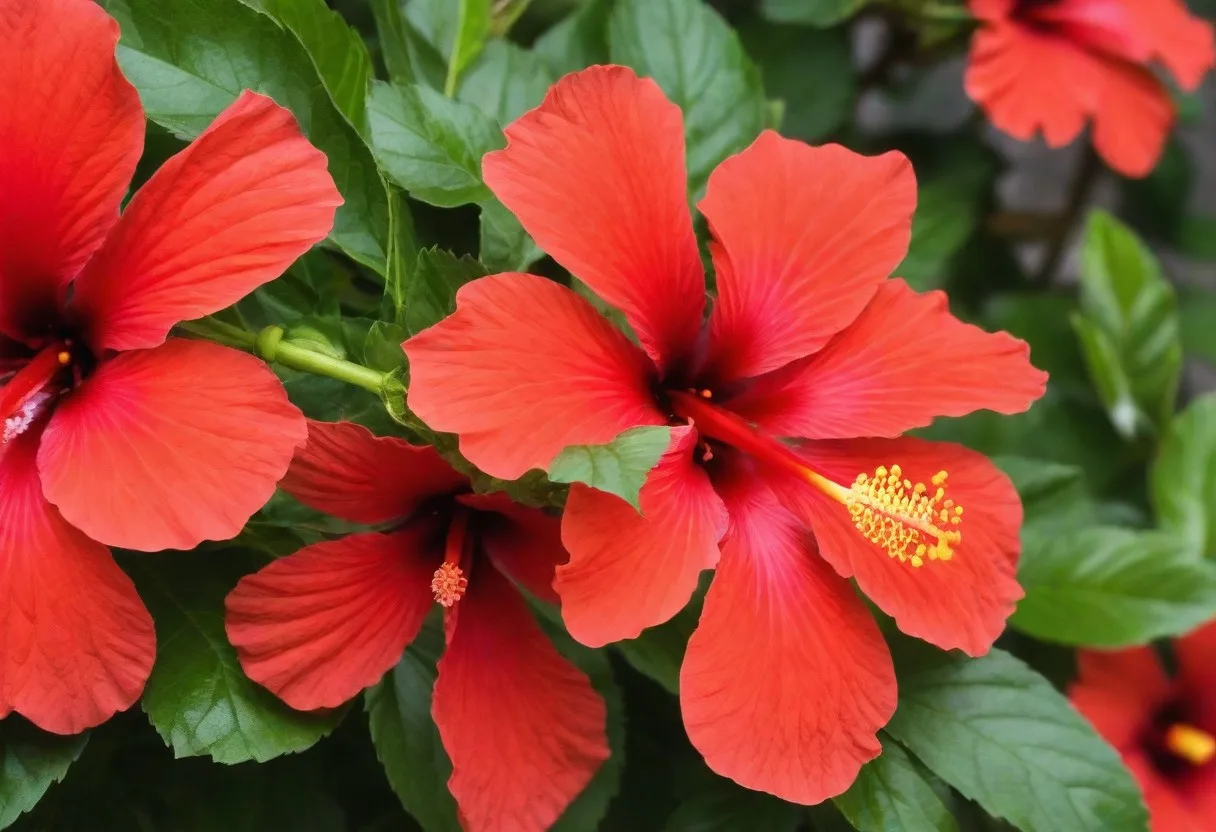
4,0,1216,829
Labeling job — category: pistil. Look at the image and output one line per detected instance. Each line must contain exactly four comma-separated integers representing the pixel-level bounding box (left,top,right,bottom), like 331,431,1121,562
431,507,471,607
0,343,70,443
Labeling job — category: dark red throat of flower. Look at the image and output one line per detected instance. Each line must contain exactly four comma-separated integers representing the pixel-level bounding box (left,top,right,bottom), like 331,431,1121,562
1,342,73,444
668,390,964,568
431,507,471,607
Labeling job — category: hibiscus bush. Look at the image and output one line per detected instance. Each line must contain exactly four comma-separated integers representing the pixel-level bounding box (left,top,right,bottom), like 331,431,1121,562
4,0,1216,828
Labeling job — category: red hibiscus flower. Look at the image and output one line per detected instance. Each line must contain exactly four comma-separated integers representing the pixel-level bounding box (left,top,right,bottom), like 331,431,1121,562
0,0,339,735
404,66,1049,803
225,420,609,832
1071,622,1216,831
964,0,1214,177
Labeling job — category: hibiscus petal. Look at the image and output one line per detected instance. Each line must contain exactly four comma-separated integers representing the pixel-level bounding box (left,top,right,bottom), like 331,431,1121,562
482,65,704,373
456,492,565,604
282,420,467,525
556,426,727,647
727,279,1047,438
38,338,306,552
225,529,437,711
776,437,1023,657
0,0,143,342
433,562,608,832
1069,647,1169,750
0,428,154,734
681,471,896,804
1121,0,1215,91
964,21,1104,147
700,132,915,384
72,91,342,352
1124,752,1209,832
1091,59,1174,178
1175,620,1216,691
404,273,664,481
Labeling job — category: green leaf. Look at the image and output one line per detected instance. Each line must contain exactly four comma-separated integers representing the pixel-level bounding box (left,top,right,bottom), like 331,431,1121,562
1011,527,1216,646
0,719,87,828
613,574,708,694
366,623,461,832
132,551,342,764
401,247,489,335
760,0,868,27
1073,210,1181,438
444,0,492,97
664,777,803,831
372,0,446,87
608,0,766,196
834,739,958,832
549,426,674,511
1153,393,1216,558
247,0,373,125
535,0,611,76
886,646,1149,832
739,21,854,143
994,456,1095,535
479,198,544,272
1179,288,1216,362
367,81,504,207
103,0,390,272
458,40,555,127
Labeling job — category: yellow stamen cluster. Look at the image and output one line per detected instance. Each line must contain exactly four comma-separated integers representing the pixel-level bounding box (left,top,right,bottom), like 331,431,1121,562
1165,723,1216,766
846,464,962,567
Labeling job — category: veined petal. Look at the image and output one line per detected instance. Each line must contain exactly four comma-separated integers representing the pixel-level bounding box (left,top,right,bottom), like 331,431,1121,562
1069,647,1169,750
38,339,306,552
456,492,565,605
727,280,1047,438
776,437,1023,657
0,0,143,342
556,427,727,647
681,469,895,804
965,20,1104,147
1091,59,1174,178
1120,0,1214,90
0,428,154,734
282,420,467,525
482,66,704,373
1125,752,1210,832
701,132,915,383
433,563,608,832
225,529,437,711
72,91,341,352
404,273,664,481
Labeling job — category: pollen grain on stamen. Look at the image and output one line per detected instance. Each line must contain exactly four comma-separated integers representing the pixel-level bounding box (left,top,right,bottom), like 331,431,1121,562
430,561,468,607
845,463,962,568
1165,723,1216,767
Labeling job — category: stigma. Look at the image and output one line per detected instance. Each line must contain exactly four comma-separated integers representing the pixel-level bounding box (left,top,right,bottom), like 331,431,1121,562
1165,723,1216,767
431,562,468,607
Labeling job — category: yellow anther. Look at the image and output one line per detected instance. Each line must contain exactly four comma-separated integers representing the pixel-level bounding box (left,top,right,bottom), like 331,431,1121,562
1165,724,1216,767
842,464,962,567
57,351,71,365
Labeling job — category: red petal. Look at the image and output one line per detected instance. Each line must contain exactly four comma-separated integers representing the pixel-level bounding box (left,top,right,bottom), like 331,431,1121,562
1125,752,1208,832
482,66,703,373
727,280,1048,438
1069,647,1169,750
681,471,895,804
433,562,608,832
0,428,154,734
225,529,437,710
700,132,915,383
282,420,467,525
456,492,566,605
1120,0,1215,91
72,91,342,352
38,339,306,552
556,427,727,647
965,22,1104,147
1175,619,1216,691
1091,59,1173,178
404,273,664,481
0,0,143,342
776,437,1023,656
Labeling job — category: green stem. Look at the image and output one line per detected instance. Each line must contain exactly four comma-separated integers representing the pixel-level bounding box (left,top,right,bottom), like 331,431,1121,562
178,318,387,395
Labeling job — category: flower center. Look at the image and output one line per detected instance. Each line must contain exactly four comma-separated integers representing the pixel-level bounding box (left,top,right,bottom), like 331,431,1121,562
669,390,962,567
0,342,73,443
431,507,471,607
1164,723,1216,767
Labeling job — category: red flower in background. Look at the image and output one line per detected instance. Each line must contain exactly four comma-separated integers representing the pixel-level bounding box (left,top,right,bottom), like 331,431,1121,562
404,66,1048,803
225,421,608,832
1071,622,1216,830
0,0,339,734
965,0,1214,177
